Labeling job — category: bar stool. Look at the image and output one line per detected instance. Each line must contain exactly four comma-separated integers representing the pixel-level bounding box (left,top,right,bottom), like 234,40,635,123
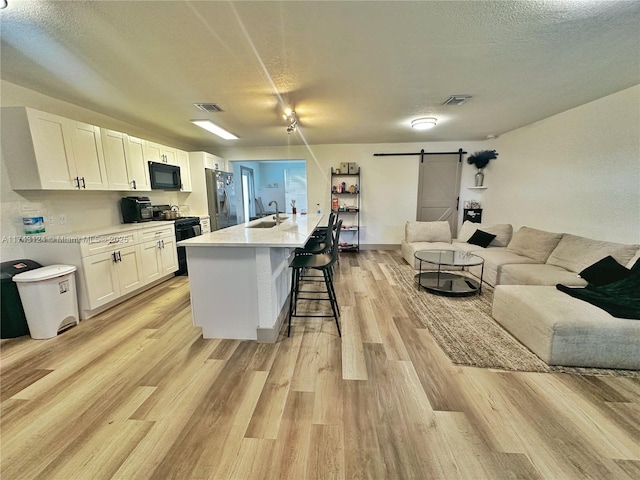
287,220,342,337
294,211,336,256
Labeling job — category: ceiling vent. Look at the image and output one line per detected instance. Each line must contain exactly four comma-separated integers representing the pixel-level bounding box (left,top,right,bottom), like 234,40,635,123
194,103,224,113
442,95,472,106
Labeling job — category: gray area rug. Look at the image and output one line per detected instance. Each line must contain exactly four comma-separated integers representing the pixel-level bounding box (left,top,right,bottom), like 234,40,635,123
386,264,640,377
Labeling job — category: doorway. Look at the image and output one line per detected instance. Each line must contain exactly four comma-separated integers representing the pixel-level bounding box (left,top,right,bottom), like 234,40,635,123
416,153,462,235
240,166,256,222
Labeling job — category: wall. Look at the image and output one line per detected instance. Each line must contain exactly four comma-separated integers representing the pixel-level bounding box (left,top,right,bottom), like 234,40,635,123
484,84,640,244
0,80,198,262
221,85,640,247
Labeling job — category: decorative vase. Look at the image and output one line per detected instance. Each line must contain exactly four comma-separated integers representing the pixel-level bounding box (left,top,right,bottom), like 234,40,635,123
475,169,484,187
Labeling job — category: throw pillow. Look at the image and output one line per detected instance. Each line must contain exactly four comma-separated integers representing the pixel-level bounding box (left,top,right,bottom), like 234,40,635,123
467,229,496,248
507,226,563,263
457,221,513,247
405,221,452,243
579,255,631,286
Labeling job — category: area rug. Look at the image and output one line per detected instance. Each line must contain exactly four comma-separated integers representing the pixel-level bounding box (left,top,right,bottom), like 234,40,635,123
386,264,640,377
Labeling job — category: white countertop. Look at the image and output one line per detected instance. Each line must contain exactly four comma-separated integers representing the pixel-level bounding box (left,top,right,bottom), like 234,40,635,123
178,213,324,248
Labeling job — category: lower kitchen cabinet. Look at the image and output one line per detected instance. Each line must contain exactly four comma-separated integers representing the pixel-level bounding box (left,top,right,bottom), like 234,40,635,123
83,245,144,309
24,223,178,319
140,226,178,283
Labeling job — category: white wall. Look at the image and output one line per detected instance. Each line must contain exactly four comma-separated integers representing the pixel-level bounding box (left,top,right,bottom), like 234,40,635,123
485,84,640,244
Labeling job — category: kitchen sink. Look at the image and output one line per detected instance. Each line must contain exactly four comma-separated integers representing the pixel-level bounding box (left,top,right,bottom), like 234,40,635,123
247,221,278,228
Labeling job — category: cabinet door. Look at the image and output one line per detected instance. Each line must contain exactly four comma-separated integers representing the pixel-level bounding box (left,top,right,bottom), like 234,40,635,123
143,140,163,163
83,251,120,308
124,135,151,191
176,149,192,191
116,245,144,295
159,236,178,274
27,109,78,189
140,240,162,284
162,146,178,166
70,121,108,190
101,128,131,190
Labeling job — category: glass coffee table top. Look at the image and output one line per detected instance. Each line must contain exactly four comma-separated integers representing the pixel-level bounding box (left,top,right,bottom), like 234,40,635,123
414,249,485,296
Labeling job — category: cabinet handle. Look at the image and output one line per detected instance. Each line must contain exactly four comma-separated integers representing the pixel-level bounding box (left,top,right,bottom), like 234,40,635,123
131,179,137,190
81,177,86,189
161,239,165,248
74,176,80,188
157,240,161,249
115,251,122,262
112,252,118,263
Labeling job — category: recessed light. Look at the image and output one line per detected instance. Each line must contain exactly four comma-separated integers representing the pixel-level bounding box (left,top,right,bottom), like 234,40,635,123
191,120,238,140
411,117,437,130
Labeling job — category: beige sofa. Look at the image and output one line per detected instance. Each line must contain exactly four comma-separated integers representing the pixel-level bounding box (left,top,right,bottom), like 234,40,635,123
401,220,640,370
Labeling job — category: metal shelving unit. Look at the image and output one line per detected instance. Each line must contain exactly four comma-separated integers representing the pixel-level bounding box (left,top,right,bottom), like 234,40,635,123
330,167,360,252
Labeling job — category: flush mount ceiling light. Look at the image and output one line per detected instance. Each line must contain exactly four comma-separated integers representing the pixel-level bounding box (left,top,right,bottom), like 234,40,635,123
191,120,238,140
411,117,437,130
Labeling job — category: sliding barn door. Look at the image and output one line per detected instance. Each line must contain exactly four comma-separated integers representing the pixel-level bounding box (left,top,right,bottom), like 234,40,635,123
416,153,462,235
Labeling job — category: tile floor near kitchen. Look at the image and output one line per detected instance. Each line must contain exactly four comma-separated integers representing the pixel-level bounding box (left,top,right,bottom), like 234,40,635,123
1,250,639,479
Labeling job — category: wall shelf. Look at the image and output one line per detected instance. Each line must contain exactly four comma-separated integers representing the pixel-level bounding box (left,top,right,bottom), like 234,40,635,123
331,167,360,252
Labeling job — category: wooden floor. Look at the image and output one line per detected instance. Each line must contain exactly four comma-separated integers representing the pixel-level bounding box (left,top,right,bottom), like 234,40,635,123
1,250,639,480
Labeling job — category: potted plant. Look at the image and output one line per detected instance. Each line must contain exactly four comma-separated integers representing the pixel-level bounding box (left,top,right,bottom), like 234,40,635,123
467,150,498,186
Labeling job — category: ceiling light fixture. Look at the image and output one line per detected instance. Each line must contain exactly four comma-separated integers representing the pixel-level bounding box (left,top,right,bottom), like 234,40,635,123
283,108,298,134
190,120,238,140
411,117,437,130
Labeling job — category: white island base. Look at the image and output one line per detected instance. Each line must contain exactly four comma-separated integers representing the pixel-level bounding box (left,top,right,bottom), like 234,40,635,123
180,214,324,342
187,245,291,341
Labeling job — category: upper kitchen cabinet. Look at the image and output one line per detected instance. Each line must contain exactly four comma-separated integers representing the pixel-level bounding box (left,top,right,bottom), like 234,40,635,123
1,107,108,190
144,140,177,165
176,149,192,192
101,128,151,191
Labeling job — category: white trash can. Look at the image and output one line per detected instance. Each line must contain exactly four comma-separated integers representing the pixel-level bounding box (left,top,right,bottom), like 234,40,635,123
12,265,79,339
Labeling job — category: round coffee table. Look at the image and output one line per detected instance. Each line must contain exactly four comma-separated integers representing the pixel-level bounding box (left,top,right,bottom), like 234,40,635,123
414,249,485,296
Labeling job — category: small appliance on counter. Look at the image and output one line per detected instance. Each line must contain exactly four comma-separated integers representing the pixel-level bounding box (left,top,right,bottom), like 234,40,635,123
121,196,153,223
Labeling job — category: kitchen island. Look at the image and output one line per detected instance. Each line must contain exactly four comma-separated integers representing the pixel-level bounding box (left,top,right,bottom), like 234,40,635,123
178,214,324,342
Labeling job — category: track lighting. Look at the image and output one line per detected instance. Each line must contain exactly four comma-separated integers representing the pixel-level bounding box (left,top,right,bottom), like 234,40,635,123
284,108,297,134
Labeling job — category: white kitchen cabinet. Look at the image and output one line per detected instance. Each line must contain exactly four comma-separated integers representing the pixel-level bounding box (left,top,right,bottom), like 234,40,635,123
1,107,108,190
101,129,151,191
176,149,192,191
23,224,177,319
140,224,178,283
83,244,144,308
124,135,152,191
144,140,177,165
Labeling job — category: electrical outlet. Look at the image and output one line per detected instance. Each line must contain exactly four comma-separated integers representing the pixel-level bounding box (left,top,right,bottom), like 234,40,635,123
59,214,66,225
48,216,55,225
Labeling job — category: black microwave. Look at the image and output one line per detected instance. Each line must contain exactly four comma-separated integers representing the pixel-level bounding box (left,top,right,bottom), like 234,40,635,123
149,161,182,190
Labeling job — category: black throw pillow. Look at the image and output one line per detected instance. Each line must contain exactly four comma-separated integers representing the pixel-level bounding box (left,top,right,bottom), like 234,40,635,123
579,255,631,286
467,229,496,248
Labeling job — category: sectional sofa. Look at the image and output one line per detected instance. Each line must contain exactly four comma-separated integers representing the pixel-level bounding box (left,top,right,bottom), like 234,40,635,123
401,220,640,370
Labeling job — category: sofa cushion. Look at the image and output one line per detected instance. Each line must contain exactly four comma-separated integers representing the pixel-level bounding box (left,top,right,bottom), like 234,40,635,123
579,256,632,286
465,247,540,286
500,263,588,287
547,234,640,274
457,221,513,247
405,221,451,243
467,229,496,248
507,226,563,263
492,285,640,369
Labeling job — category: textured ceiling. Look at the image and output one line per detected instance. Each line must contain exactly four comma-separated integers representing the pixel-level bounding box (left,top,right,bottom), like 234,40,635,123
1,0,639,148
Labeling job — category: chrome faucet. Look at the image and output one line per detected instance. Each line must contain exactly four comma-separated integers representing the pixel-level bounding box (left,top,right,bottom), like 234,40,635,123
269,201,280,225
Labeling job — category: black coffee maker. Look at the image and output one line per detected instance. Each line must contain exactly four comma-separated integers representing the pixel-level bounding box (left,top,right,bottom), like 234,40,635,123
121,196,153,223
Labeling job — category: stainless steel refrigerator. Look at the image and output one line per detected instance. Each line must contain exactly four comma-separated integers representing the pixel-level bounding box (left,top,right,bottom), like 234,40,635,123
205,169,238,230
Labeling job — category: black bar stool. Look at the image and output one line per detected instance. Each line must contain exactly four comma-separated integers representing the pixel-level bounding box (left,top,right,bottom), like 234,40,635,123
287,219,342,337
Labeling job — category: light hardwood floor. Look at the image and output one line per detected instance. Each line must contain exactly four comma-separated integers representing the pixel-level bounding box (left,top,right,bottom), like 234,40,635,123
1,250,639,479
